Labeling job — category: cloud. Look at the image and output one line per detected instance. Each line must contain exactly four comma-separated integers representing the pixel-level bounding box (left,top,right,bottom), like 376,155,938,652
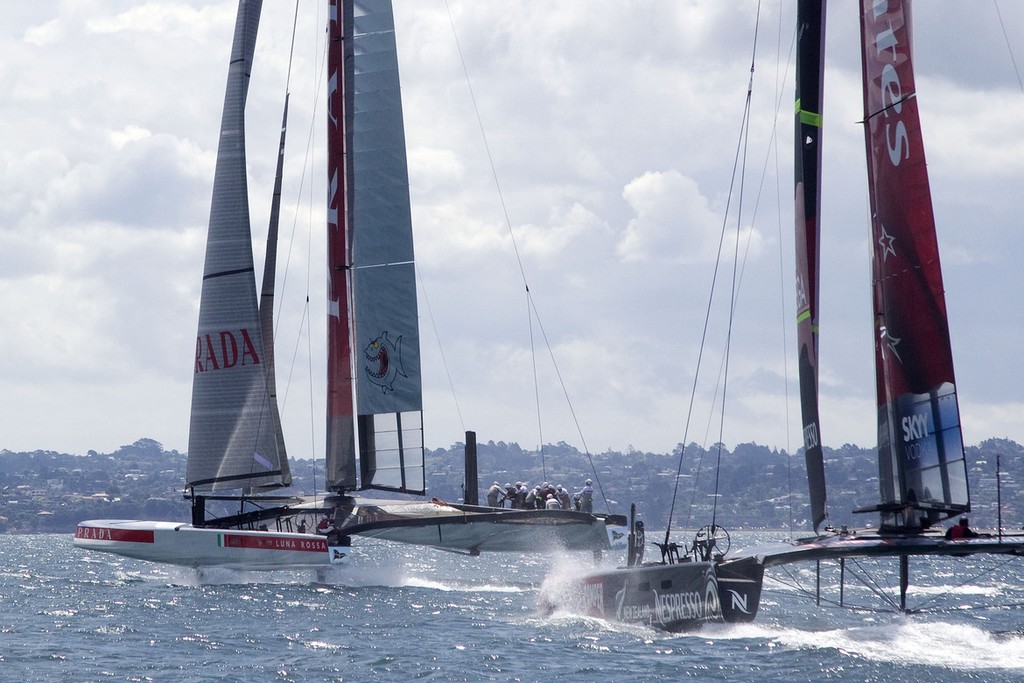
4,1,1024,459
24,18,59,46
617,170,763,264
516,203,609,261
86,3,231,40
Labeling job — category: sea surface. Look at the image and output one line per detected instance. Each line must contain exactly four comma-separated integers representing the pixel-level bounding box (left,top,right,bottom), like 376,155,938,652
4,530,1024,682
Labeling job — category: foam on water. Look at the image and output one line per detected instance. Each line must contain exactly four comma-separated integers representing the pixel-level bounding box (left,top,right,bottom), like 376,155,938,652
692,618,1024,670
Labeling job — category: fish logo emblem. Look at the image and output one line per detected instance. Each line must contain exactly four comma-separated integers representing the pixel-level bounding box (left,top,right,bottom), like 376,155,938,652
364,331,406,393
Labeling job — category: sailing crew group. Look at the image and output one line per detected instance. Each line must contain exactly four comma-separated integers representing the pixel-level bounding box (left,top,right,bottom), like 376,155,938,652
485,479,593,512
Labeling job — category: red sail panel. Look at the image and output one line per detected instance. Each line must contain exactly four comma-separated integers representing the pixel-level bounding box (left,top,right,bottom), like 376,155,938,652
325,0,357,490
859,0,968,529
794,0,828,532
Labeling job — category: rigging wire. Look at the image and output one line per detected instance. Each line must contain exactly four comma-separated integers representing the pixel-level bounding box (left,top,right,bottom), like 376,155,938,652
416,265,466,434
527,295,612,511
772,0,798,540
441,2,544,473
663,0,763,545
442,1,607,498
710,57,755,531
527,292,547,482
905,553,1024,613
768,552,1024,615
243,0,306,495
995,0,1024,93
269,0,328,504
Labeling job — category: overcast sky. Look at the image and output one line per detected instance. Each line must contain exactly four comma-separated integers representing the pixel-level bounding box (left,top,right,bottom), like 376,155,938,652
3,1,1024,460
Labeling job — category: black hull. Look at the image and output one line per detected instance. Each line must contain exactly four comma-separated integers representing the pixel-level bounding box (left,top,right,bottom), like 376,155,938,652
717,556,766,623
541,559,765,631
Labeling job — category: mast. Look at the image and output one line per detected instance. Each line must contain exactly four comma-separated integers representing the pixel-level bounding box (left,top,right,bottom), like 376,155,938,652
325,0,358,490
858,0,969,531
187,0,290,493
325,0,426,494
794,0,828,533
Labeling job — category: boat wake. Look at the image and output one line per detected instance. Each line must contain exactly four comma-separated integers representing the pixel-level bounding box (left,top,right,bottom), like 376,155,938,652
529,610,665,641
399,576,531,593
538,553,618,600
697,619,1024,670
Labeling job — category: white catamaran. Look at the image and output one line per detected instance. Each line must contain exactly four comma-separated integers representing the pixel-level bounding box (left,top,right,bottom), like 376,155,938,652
74,0,623,570
542,0,1024,630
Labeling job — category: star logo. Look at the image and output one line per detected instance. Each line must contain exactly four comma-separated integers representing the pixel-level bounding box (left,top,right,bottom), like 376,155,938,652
877,224,896,262
879,324,903,363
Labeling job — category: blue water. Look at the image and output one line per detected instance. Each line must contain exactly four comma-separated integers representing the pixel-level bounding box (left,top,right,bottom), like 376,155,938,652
4,531,1024,681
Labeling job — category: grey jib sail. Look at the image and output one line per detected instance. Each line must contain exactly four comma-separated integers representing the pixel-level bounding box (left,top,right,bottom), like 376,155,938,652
326,0,425,493
187,0,290,493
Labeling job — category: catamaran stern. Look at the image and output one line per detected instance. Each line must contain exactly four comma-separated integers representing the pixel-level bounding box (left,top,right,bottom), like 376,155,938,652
74,520,345,569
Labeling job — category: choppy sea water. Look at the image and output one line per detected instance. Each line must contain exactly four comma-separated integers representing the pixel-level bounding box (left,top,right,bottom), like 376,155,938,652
4,531,1024,681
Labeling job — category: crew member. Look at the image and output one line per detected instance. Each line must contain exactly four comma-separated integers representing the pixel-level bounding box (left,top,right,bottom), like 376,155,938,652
945,516,979,540
486,481,502,508
576,479,594,514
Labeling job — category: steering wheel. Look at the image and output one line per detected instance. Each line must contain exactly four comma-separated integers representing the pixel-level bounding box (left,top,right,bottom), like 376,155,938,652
693,524,731,561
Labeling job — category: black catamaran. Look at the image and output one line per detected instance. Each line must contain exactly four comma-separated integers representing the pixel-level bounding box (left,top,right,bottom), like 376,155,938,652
542,0,1024,630
74,0,623,569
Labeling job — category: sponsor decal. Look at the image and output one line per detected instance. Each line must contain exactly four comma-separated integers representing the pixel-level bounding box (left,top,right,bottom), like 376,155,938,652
901,411,929,443
877,224,897,261
726,588,752,615
75,525,154,544
795,273,808,311
868,2,910,168
363,331,406,393
195,329,261,373
221,534,328,553
614,568,722,626
803,421,819,450
878,322,903,363
900,406,938,465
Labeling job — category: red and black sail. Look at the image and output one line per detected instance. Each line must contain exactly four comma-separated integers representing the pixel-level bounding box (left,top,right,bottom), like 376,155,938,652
858,0,968,530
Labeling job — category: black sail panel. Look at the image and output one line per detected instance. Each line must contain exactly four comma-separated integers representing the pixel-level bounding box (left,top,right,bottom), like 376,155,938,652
794,0,828,531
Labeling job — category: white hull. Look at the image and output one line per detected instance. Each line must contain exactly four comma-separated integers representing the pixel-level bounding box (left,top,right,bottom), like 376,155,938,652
356,516,619,553
334,498,627,553
74,520,347,569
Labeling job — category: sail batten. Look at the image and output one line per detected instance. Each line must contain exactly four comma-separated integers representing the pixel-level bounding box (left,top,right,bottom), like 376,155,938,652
858,0,968,530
